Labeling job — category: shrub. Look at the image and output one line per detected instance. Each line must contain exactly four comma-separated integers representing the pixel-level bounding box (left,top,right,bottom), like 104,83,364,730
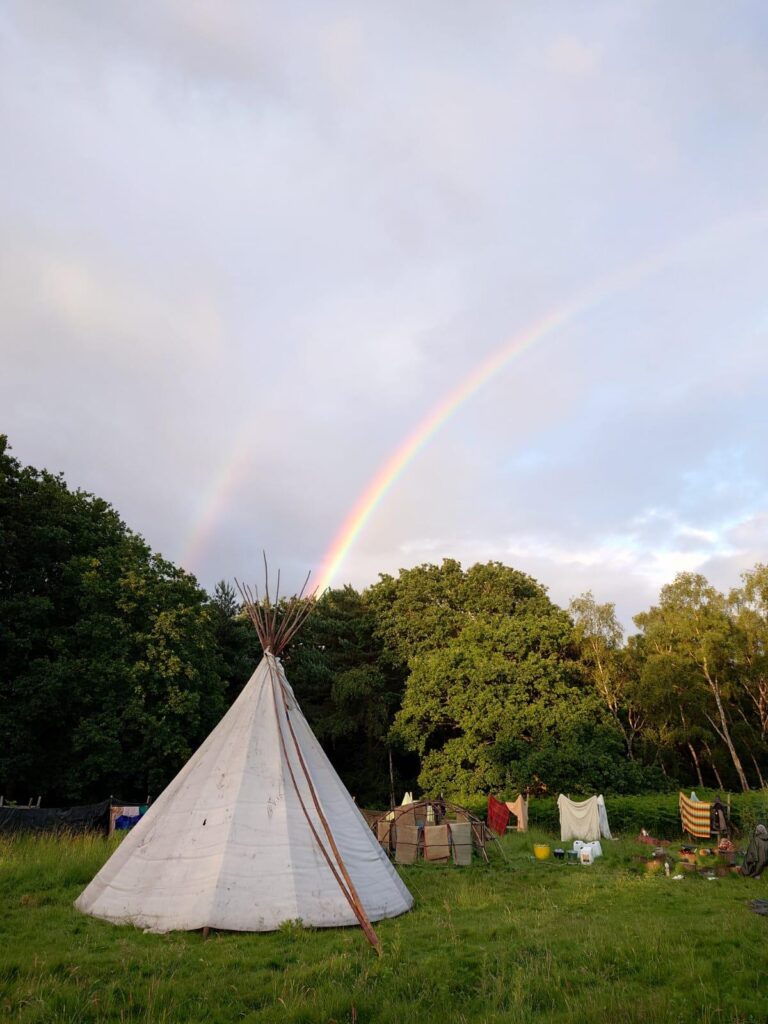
451,788,768,839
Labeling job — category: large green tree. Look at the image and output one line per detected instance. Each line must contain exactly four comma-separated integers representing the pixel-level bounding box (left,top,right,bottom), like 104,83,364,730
0,436,226,802
728,565,768,786
370,560,602,795
570,591,646,760
634,573,750,792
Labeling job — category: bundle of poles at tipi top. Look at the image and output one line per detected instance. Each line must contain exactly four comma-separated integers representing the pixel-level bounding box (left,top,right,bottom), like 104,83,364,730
235,560,316,657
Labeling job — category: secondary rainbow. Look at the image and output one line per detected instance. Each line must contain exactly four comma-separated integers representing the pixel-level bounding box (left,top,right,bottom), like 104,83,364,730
181,435,256,570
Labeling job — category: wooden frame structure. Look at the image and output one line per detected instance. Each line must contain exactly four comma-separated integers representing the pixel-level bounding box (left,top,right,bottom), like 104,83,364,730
369,799,504,864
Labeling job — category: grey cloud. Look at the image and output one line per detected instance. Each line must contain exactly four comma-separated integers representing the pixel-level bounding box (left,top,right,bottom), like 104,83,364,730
2,1,768,626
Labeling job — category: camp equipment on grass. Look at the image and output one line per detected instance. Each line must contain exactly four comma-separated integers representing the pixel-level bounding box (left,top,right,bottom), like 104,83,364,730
370,799,495,865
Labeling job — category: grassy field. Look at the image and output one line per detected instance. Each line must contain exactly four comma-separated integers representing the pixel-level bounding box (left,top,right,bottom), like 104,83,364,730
1,828,767,1024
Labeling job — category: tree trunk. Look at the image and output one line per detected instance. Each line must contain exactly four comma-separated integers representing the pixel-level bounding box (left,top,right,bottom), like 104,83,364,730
687,742,705,788
749,751,766,789
626,730,635,762
609,711,634,761
703,664,750,791
627,707,645,763
703,741,725,790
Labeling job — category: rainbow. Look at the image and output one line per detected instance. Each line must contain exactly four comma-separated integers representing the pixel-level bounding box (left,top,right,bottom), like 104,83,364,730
314,210,768,591
181,433,256,571
315,305,577,591
180,209,768,587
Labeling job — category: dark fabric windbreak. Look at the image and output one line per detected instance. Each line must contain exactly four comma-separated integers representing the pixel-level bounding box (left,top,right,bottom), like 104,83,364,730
0,800,111,835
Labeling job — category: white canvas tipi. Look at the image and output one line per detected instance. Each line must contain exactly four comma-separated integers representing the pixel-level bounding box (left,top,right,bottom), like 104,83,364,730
75,578,413,947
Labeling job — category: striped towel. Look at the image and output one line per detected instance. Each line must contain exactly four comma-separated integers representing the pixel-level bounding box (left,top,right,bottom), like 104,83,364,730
679,791,711,838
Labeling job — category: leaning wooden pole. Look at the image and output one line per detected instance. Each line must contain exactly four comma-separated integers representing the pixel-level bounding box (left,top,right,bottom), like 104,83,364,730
266,658,381,953
278,680,381,952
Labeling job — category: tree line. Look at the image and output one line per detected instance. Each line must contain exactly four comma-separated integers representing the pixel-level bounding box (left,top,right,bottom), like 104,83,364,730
1,435,766,806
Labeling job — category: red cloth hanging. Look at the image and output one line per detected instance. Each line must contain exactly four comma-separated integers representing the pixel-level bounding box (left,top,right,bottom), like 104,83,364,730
487,794,510,836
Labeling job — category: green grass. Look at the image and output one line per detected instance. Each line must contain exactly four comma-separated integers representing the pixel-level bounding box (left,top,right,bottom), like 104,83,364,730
1,829,767,1023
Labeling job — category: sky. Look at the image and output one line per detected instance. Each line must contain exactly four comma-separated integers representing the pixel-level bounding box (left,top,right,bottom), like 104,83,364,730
2,1,768,628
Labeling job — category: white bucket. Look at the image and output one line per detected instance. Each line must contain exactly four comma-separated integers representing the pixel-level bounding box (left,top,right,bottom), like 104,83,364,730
579,846,594,865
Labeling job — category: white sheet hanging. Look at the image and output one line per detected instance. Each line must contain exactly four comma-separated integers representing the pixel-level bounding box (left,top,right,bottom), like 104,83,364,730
557,794,611,842
597,794,612,839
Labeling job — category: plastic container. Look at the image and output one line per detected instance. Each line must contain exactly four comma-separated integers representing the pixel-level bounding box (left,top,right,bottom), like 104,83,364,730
533,844,551,860
579,846,594,865
572,840,602,861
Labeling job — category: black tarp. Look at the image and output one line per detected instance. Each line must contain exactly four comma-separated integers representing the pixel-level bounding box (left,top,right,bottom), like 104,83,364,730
0,799,111,835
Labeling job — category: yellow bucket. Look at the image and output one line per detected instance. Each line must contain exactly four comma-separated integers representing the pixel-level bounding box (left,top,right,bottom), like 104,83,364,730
533,844,551,860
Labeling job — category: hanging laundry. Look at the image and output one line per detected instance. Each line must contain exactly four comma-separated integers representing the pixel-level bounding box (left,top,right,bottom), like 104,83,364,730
487,794,510,836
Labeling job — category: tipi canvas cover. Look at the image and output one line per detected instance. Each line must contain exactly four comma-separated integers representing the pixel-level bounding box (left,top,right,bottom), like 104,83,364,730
76,653,413,937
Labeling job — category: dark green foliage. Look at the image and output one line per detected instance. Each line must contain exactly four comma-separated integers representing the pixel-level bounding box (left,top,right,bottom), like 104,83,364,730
371,561,592,795
491,722,669,797
209,580,260,704
284,586,411,806
0,437,225,803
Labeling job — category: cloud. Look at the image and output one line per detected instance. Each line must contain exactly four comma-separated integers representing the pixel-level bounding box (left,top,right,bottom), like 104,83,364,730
545,37,598,77
1,238,222,372
1,0,768,630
